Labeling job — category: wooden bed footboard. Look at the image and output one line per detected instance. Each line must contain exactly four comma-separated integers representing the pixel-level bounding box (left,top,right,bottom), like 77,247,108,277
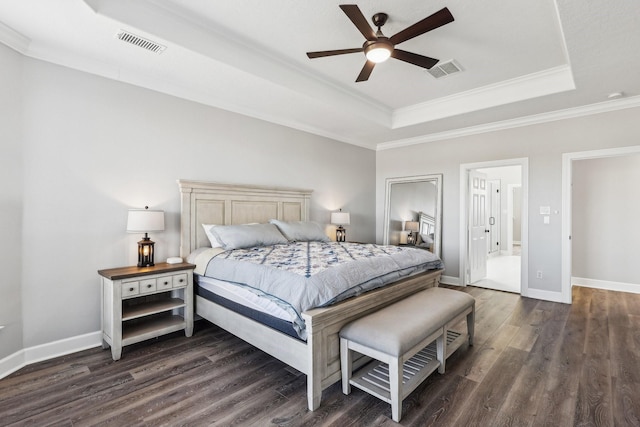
195,268,441,411
302,268,441,410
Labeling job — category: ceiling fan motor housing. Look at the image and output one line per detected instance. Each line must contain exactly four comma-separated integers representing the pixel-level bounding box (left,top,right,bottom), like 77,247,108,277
372,12,388,28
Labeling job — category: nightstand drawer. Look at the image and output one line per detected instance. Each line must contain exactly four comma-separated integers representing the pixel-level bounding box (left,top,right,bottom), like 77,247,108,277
122,282,140,297
172,273,188,288
140,278,157,294
157,276,173,291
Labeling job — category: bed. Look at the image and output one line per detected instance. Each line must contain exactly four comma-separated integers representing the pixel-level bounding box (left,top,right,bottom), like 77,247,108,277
178,180,443,411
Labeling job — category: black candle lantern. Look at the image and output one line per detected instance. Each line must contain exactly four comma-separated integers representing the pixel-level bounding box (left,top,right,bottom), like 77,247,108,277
137,234,155,267
127,206,165,268
405,221,419,246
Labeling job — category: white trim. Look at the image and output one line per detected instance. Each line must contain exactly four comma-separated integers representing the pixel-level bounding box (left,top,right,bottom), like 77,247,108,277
506,184,522,256
439,275,461,286
377,95,640,151
0,21,31,53
561,144,640,305
525,287,565,303
572,277,640,295
0,331,102,380
393,65,575,129
459,158,528,296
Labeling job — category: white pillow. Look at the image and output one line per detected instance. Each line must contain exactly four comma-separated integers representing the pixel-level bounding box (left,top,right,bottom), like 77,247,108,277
202,224,222,248
269,219,330,242
420,233,434,245
210,223,288,250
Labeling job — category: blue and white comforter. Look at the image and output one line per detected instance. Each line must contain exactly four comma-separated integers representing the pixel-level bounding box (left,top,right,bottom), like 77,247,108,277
195,242,444,339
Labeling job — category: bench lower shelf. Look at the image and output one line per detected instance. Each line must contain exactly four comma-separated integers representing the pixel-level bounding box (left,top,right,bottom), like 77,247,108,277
349,330,463,402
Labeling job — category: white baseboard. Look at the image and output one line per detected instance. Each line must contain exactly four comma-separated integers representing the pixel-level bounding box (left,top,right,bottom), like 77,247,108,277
439,275,461,286
572,277,640,294
0,331,102,380
523,287,566,303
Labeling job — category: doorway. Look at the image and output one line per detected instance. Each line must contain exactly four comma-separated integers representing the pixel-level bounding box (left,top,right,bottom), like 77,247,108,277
460,158,529,295
561,145,640,303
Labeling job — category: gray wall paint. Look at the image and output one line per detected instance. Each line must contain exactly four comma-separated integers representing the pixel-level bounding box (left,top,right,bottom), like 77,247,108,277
11,53,375,350
572,154,640,287
377,106,640,293
0,43,24,359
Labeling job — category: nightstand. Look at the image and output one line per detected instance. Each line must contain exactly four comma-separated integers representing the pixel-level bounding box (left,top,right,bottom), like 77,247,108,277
98,262,195,360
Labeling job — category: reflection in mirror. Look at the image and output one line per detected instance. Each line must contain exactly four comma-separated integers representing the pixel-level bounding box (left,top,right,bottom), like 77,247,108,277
383,174,443,258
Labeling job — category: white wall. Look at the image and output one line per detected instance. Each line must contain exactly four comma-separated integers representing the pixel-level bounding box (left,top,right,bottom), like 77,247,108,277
376,106,640,296
572,154,640,287
0,43,24,359
11,53,375,351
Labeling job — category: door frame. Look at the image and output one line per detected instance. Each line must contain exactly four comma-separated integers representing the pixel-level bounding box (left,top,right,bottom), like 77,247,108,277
460,158,529,294
561,144,640,304
506,184,522,256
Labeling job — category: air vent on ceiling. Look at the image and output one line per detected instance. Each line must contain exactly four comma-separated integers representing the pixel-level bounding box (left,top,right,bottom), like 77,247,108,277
116,30,166,54
427,59,462,79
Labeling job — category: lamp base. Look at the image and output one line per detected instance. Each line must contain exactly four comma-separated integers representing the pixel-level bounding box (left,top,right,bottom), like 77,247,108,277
407,231,416,245
137,235,155,267
336,226,346,242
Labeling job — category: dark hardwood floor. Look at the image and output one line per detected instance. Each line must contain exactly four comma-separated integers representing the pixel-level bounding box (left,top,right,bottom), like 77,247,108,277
1,285,639,426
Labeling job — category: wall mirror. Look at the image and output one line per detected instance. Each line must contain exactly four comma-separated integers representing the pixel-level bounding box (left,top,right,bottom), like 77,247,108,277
383,174,443,258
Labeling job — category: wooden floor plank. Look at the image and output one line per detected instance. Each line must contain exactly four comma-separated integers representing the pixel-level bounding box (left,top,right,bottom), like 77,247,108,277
2,286,639,426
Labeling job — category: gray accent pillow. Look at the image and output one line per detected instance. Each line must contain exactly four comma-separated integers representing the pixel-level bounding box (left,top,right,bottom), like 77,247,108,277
210,223,288,250
270,219,330,242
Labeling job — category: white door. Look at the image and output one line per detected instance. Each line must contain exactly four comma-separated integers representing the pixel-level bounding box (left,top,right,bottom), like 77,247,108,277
469,170,488,283
487,180,501,255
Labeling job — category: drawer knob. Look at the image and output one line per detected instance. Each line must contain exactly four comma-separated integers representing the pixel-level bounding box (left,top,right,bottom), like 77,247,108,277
129,287,134,292
147,284,152,288
164,281,169,285
179,279,184,283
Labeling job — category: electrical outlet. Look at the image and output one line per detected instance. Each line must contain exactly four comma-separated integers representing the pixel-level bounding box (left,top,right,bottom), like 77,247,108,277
536,271,543,279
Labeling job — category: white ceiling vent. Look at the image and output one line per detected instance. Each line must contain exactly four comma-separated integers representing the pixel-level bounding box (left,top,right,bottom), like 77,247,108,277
116,30,166,54
427,60,462,79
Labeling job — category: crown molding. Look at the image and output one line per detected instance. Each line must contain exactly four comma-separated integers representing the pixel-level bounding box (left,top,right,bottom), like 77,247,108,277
0,21,30,53
392,65,575,129
377,95,640,151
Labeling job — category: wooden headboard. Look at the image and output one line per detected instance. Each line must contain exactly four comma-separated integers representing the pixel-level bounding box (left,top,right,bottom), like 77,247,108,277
177,180,312,257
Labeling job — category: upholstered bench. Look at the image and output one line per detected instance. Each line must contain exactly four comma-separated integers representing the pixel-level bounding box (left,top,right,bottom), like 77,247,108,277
339,287,475,422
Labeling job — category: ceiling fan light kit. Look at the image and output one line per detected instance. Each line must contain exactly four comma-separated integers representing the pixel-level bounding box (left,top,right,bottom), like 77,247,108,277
364,39,393,63
306,4,454,82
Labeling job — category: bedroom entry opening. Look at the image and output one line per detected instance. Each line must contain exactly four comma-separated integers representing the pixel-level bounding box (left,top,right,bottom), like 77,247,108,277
460,159,528,294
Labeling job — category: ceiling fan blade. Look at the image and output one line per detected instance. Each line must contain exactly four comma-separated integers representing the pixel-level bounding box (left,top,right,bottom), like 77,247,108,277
306,48,363,59
389,7,454,45
356,60,375,82
391,49,439,69
340,4,377,41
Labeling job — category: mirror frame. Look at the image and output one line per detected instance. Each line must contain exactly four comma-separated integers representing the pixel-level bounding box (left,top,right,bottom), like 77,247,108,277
383,174,443,258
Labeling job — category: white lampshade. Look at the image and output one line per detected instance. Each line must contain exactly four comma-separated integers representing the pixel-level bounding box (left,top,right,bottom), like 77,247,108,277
127,208,165,232
331,211,351,225
405,221,419,232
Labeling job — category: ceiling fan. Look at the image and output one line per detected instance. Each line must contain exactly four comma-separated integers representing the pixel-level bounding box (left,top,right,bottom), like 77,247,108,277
306,4,454,82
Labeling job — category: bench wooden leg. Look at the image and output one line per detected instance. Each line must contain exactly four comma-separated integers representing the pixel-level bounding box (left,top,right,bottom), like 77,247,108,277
436,330,445,374
389,357,402,422
340,338,352,395
467,305,475,346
